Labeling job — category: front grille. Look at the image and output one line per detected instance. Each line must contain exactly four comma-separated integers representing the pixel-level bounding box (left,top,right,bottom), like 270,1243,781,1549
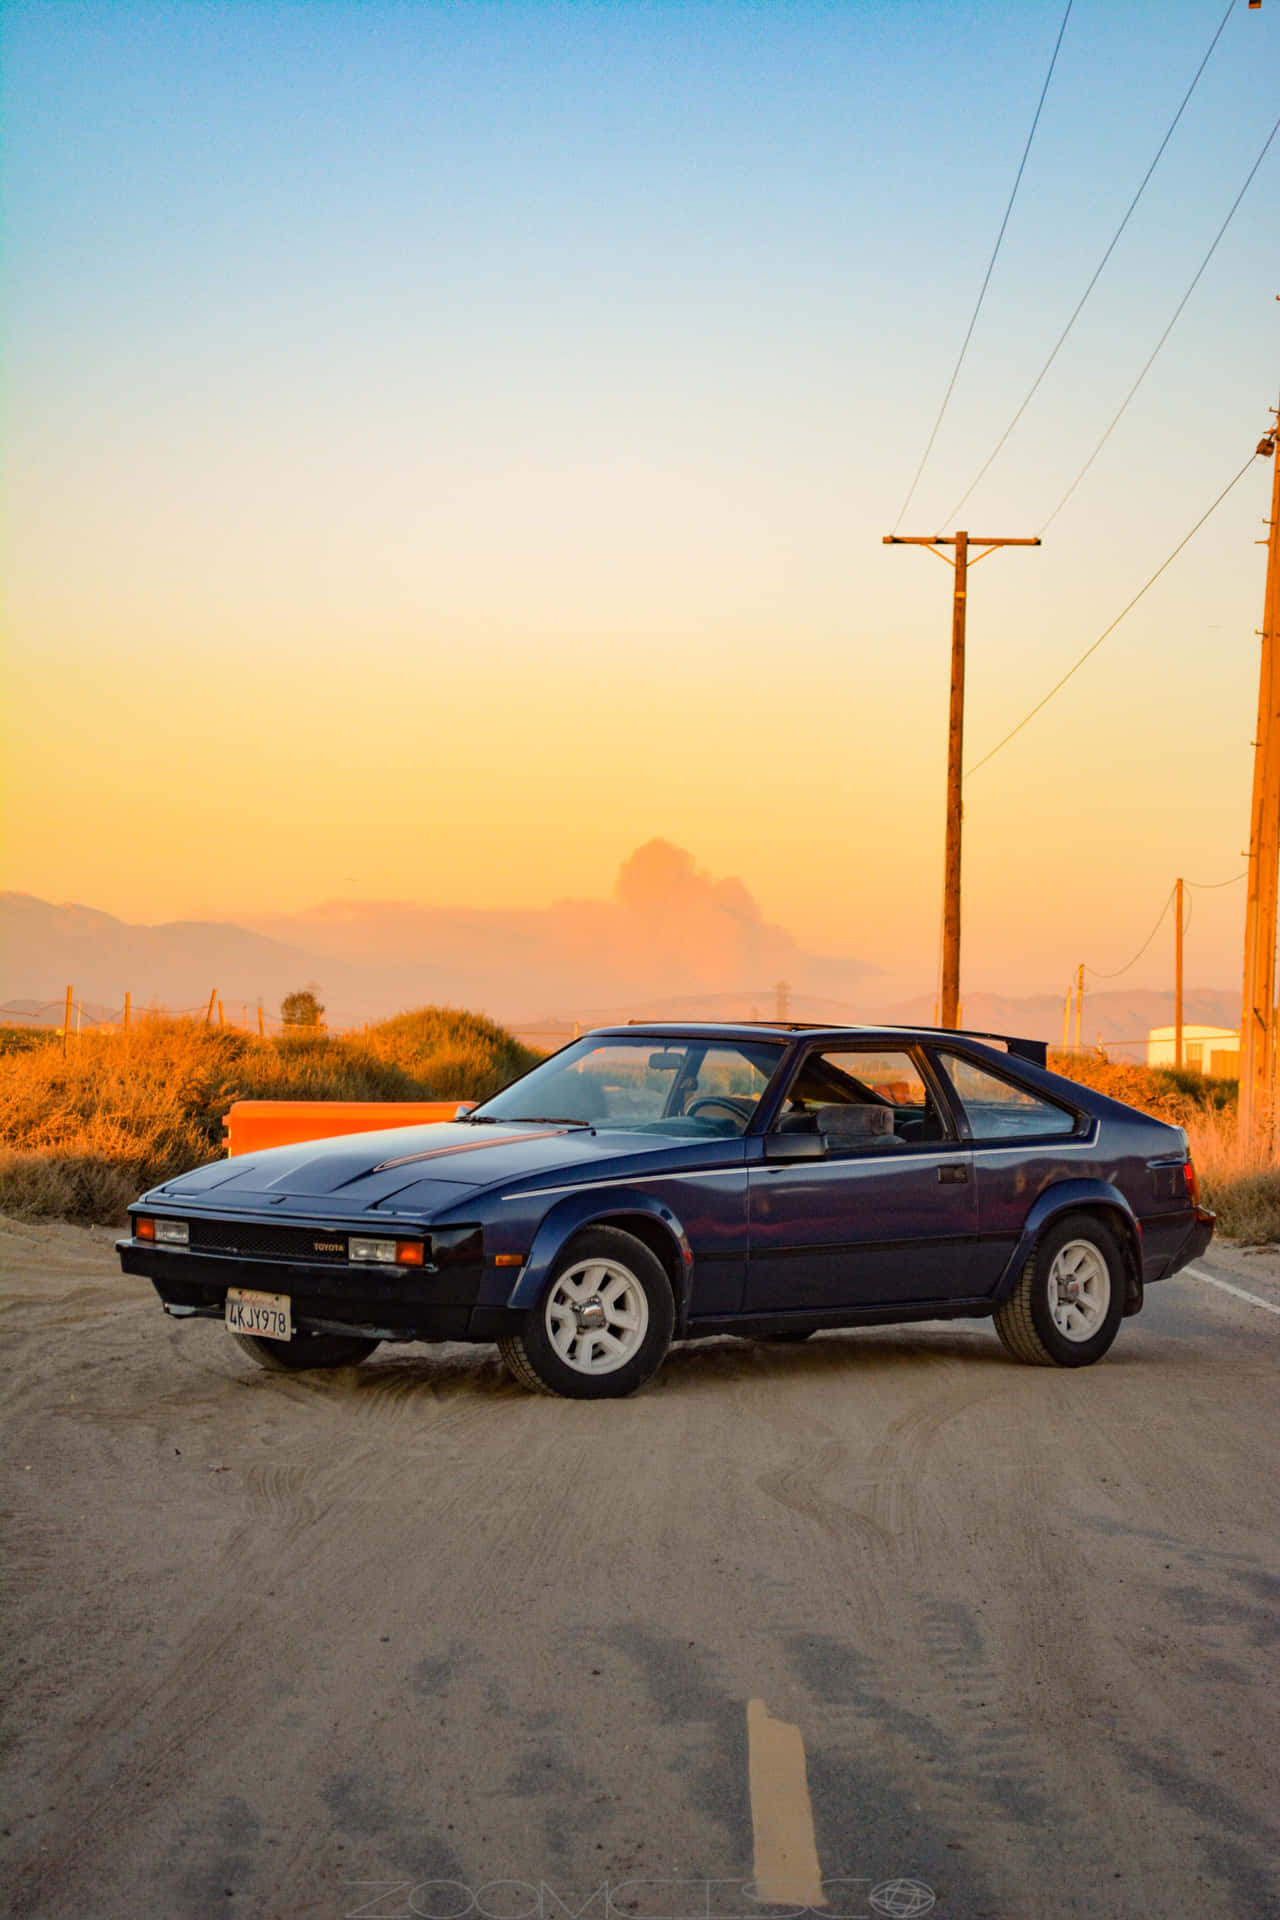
187,1220,352,1262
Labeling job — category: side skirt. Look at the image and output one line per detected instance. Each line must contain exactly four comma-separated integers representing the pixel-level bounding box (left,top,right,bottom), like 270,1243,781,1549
685,1297,999,1340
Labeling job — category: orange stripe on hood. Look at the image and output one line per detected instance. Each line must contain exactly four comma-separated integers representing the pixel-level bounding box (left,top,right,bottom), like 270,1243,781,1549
373,1128,571,1173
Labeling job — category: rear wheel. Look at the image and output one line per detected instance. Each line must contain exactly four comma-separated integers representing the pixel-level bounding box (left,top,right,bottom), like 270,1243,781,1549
231,1331,380,1372
993,1213,1124,1367
497,1227,674,1399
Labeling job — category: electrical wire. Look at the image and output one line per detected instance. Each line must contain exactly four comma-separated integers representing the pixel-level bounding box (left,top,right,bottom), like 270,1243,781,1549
891,0,1074,531
1040,110,1280,533
941,0,1237,528
964,449,1261,777
1086,885,1176,979
1186,871,1247,888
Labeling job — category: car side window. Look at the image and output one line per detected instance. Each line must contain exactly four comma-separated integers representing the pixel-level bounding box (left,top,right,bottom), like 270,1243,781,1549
776,1048,949,1146
937,1053,1076,1142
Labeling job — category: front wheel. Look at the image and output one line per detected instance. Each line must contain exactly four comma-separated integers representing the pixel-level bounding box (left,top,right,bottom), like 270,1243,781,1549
497,1227,674,1398
993,1214,1125,1367
231,1331,381,1372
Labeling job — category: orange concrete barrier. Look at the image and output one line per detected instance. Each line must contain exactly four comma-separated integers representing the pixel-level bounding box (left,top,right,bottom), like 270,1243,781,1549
223,1100,476,1157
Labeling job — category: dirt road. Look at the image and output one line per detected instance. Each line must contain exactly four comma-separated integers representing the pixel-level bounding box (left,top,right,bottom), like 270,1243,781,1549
3,1216,1278,1919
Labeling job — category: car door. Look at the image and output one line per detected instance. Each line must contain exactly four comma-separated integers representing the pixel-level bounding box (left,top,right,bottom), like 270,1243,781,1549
745,1045,979,1312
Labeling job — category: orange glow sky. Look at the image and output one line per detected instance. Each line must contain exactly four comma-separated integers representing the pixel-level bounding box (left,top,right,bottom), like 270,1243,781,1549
2,1,1274,1002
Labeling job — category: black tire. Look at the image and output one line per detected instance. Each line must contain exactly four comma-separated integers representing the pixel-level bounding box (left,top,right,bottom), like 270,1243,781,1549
231,1331,381,1372
993,1213,1125,1368
497,1226,675,1399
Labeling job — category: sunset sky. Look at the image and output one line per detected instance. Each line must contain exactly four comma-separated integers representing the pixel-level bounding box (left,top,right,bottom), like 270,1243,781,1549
3,0,1276,1005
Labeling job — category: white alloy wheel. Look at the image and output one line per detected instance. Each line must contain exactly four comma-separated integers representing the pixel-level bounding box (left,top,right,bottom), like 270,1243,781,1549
544,1256,651,1375
1047,1238,1111,1341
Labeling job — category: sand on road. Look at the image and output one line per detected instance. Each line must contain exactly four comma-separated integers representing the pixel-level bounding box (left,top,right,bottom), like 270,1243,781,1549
3,1216,1279,1920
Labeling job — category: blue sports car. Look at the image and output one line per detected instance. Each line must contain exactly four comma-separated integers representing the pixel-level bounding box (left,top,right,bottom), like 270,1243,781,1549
117,1022,1214,1398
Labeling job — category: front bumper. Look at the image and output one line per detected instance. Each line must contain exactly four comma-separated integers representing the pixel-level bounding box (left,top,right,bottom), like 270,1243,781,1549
118,1238,490,1343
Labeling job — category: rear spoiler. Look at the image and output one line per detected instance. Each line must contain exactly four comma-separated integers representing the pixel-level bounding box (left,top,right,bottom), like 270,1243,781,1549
957,1030,1048,1069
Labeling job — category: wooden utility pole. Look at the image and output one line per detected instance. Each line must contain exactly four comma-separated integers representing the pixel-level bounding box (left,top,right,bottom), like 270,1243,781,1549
1074,962,1084,1053
205,988,217,1027
1240,399,1280,1145
62,984,73,1058
123,991,131,1035
884,530,1041,1025
1061,986,1071,1054
1175,877,1185,1071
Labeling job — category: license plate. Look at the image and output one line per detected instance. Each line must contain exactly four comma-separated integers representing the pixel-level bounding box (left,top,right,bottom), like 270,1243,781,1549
225,1287,292,1341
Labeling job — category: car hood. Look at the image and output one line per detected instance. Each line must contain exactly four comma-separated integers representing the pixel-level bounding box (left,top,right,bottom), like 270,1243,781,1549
152,1120,741,1218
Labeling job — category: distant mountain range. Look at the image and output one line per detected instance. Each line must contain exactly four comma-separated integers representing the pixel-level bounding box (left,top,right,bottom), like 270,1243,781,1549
1,841,883,1031
2,850,1238,1062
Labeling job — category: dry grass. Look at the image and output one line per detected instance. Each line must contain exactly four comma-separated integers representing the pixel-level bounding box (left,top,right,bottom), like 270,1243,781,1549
0,1012,540,1224
1050,1051,1279,1242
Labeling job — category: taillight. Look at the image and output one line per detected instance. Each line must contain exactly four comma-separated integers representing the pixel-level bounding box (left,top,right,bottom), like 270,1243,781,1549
1184,1159,1200,1205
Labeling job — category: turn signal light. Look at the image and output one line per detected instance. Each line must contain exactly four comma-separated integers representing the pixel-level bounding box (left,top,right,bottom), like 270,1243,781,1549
135,1217,155,1241
395,1240,425,1267
1184,1159,1201,1204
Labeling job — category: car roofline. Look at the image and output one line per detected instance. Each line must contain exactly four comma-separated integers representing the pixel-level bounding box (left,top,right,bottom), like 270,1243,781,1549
582,1020,1048,1068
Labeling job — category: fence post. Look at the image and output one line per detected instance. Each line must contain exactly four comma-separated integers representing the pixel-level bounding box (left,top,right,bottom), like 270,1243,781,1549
257,1002,265,1038
63,984,73,1057
123,991,131,1034
217,999,225,1028
205,989,217,1026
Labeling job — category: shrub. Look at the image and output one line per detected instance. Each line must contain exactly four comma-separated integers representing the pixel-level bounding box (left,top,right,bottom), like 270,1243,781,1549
0,1009,541,1224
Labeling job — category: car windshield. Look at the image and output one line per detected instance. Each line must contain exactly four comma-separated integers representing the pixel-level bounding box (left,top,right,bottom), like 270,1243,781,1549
470,1036,787,1137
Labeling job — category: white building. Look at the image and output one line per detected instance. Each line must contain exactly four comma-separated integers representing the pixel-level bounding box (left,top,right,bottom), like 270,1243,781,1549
1146,1025,1239,1076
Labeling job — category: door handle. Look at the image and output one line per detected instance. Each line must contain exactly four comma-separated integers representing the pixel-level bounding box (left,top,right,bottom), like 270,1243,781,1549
937,1163,968,1184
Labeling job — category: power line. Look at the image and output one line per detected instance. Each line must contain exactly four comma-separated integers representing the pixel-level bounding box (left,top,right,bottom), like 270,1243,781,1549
1186,870,1247,888
891,0,1074,531
942,0,1237,528
1086,885,1176,980
965,450,1260,777
1040,110,1280,533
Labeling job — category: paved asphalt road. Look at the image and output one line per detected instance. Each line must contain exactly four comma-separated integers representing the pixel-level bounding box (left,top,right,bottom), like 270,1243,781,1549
3,1219,1278,1920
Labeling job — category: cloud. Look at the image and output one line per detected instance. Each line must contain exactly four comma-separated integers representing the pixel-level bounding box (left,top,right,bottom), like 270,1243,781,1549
248,840,878,1020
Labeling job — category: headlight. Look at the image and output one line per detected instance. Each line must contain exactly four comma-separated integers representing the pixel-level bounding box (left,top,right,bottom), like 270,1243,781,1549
154,1219,188,1245
349,1237,399,1264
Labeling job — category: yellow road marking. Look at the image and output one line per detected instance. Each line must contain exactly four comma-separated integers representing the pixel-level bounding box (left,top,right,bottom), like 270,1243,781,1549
746,1699,827,1907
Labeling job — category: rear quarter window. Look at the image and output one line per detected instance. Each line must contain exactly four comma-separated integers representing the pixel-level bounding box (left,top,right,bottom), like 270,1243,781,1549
936,1052,1077,1142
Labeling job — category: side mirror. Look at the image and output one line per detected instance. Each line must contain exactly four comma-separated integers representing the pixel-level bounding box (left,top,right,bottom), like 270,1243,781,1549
765,1132,827,1161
